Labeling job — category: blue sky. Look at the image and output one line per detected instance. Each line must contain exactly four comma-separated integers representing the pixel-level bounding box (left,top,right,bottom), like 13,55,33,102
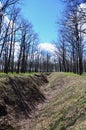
21,0,64,43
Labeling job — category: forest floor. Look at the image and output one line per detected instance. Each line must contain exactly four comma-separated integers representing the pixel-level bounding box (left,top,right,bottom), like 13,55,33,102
0,72,86,130
18,72,86,130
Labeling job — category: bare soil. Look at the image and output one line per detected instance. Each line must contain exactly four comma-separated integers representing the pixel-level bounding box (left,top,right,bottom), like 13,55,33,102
17,73,86,130
0,72,86,130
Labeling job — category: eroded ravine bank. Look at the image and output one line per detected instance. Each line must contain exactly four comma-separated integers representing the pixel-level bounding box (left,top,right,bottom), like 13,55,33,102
0,73,86,130
18,72,86,130
0,74,48,130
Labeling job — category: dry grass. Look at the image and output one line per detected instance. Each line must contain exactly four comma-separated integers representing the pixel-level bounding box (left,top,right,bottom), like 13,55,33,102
0,72,86,130
0,74,48,130
24,72,86,130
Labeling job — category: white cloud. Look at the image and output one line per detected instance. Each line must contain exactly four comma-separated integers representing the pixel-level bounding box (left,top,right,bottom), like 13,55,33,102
78,3,86,40
0,2,14,29
80,3,86,10
4,15,9,24
4,15,14,29
38,42,57,54
0,2,2,9
67,3,86,40
14,42,20,61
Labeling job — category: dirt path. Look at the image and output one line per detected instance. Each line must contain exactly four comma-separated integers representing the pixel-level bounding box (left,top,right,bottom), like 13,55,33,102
16,73,86,130
17,73,65,130
0,73,86,130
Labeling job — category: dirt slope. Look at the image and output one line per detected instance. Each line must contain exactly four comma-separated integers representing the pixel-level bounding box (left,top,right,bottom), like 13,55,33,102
0,74,48,130
0,72,86,130
18,72,86,130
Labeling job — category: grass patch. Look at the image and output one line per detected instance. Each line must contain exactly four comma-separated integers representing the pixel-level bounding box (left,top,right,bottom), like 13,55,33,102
0,72,86,130
31,72,86,130
64,72,78,76
0,72,37,78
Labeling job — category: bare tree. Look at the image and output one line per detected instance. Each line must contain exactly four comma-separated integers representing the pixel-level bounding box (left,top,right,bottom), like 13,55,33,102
0,0,19,33
8,7,20,72
56,0,86,75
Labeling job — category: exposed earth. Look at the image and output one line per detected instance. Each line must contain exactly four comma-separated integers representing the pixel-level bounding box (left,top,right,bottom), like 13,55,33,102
0,73,86,130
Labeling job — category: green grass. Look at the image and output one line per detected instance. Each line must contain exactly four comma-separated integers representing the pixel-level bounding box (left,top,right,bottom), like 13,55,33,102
0,72,85,130
64,72,78,76
0,72,37,78
30,72,86,130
